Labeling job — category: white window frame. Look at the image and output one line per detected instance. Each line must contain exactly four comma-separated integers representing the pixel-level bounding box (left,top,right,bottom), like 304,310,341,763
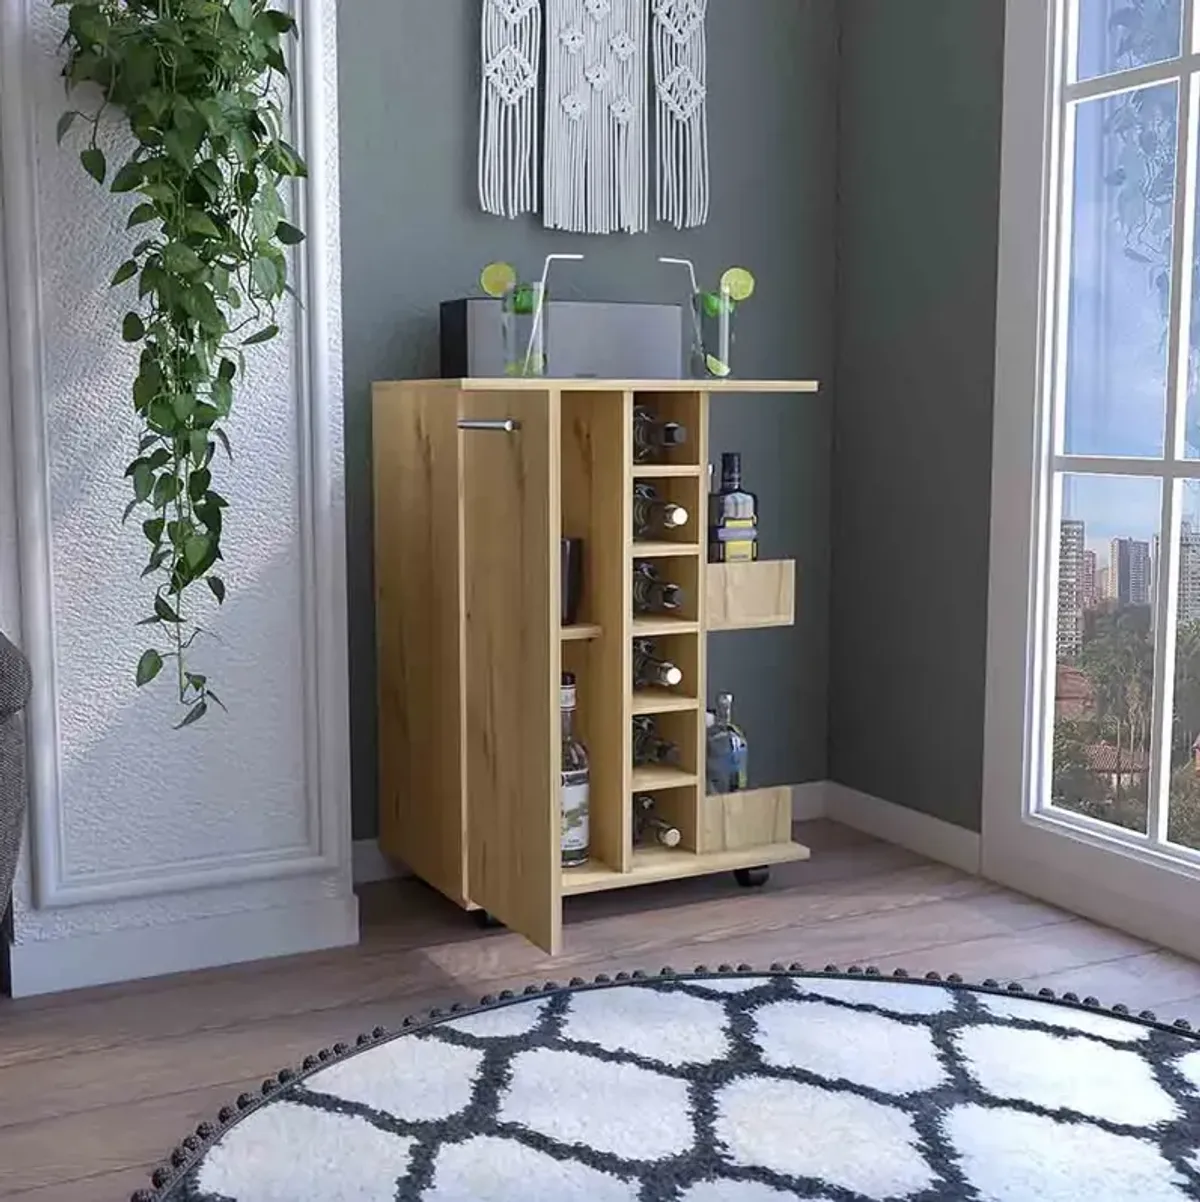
984,0,1200,961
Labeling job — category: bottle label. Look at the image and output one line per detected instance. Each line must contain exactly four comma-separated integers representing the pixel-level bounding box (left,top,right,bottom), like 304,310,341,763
561,685,576,710
561,781,589,854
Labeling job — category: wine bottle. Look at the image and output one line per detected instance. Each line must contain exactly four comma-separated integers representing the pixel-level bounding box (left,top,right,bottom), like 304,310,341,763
706,692,748,794
633,638,683,689
633,794,682,848
632,716,681,767
561,672,590,867
633,483,689,540
633,405,687,463
708,452,758,563
633,562,684,614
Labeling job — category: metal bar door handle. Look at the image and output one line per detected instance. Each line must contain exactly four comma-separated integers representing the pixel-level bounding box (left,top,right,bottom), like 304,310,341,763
458,419,521,433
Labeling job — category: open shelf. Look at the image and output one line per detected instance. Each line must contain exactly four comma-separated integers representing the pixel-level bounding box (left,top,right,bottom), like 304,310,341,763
561,623,603,642
631,764,698,791
562,841,811,896
633,464,705,479
632,689,699,716
632,615,700,637
632,541,702,559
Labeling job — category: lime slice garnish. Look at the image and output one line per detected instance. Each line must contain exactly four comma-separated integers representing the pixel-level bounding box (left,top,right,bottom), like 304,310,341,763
720,267,755,303
706,354,731,378
480,261,517,298
512,284,538,315
701,291,728,319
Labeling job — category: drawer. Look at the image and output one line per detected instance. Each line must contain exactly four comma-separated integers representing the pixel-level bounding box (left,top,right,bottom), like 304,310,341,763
700,787,793,853
706,560,796,631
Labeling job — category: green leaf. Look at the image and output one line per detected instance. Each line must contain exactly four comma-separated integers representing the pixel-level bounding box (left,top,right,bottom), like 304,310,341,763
153,472,180,509
188,467,212,502
230,0,254,28
122,312,145,342
80,147,106,184
133,462,154,502
275,221,305,246
207,575,226,604
141,548,170,578
110,161,145,193
206,689,228,713
122,496,139,523
147,447,170,470
162,242,202,274
265,10,297,33
251,256,280,297
142,517,165,545
184,534,210,569
175,698,208,729
111,259,138,287
184,209,221,238
154,594,182,624
56,110,77,145
218,357,237,382
214,427,233,460
190,429,209,466
212,378,233,415
242,322,279,346
135,649,163,687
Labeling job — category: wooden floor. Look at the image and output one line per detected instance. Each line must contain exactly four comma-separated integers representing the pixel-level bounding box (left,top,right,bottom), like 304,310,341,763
3,819,1200,1201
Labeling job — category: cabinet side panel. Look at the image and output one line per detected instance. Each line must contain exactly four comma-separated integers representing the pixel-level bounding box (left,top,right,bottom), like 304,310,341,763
561,390,632,873
373,382,467,903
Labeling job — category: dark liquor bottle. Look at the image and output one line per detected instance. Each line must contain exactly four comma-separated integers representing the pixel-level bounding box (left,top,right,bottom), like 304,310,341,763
706,692,748,793
633,638,683,689
632,716,682,767
633,794,682,848
632,562,684,614
708,452,758,563
633,483,689,540
633,405,687,463
561,672,590,868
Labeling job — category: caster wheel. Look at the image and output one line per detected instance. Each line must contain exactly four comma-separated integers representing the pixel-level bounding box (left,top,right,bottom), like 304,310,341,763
473,909,505,930
734,866,770,889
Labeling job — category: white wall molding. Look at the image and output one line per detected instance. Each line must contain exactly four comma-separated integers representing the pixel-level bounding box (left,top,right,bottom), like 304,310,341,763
0,0,355,992
7,894,358,998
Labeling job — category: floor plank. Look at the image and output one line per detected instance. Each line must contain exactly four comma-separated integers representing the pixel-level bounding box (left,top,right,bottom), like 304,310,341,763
2,820,1198,1201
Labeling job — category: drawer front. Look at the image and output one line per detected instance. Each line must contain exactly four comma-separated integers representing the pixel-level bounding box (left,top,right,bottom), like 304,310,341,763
706,560,796,631
701,787,793,853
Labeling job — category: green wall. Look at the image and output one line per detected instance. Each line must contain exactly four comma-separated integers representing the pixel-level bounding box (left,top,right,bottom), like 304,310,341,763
831,0,1006,831
338,1,838,839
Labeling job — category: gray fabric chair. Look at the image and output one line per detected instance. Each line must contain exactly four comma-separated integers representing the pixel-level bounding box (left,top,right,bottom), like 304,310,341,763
0,632,31,934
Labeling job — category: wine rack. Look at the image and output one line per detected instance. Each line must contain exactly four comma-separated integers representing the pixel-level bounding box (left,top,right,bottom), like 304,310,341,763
373,377,819,954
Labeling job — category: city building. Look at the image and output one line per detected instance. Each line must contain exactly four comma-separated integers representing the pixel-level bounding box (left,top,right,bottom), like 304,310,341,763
1082,549,1097,610
1109,537,1150,607
1058,520,1084,657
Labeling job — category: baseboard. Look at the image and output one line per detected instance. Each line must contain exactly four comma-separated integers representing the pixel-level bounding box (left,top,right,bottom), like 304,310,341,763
352,838,410,885
791,781,830,822
5,894,360,998
819,782,981,875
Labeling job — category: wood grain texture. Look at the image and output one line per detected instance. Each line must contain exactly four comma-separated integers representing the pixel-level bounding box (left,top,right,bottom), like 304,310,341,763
446,379,822,394
701,788,794,853
4,821,1200,1201
372,382,467,904
560,390,632,874
706,560,796,632
461,388,561,952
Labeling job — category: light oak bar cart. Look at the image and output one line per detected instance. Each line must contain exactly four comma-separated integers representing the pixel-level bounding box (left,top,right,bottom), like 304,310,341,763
373,378,820,954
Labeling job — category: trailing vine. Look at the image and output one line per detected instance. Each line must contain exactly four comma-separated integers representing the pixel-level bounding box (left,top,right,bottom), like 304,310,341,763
56,0,307,725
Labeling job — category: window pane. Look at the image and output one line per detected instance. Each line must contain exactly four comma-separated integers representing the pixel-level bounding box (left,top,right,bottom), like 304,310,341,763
1064,84,1178,457
1051,474,1159,835
1168,484,1200,849
1076,0,1181,82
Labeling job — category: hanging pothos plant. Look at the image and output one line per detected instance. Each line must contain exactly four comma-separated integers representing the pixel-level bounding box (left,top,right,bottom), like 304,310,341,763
55,0,306,726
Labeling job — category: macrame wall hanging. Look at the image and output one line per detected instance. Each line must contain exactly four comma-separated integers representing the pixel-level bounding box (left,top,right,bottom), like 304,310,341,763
653,0,709,229
479,0,542,219
477,0,710,232
544,0,649,235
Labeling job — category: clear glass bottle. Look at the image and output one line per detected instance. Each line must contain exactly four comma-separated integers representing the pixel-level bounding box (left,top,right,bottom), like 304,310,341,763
633,483,689,540
708,452,758,563
633,795,682,848
561,672,590,867
633,405,687,463
633,638,684,689
632,715,682,767
707,692,748,794
632,562,684,614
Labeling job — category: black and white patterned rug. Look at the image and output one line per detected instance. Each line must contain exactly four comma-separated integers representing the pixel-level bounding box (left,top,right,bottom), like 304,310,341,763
139,968,1200,1202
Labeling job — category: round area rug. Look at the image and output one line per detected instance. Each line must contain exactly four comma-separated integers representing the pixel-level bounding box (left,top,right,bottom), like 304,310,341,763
136,967,1200,1202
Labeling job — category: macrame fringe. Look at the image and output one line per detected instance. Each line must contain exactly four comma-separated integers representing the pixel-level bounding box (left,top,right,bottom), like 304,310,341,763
653,0,709,229
479,0,542,219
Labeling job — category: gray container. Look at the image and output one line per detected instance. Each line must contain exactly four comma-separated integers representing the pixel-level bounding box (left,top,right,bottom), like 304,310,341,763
440,298,684,380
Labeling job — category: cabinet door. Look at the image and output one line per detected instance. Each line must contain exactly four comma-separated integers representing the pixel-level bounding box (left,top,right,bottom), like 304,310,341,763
460,390,562,953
